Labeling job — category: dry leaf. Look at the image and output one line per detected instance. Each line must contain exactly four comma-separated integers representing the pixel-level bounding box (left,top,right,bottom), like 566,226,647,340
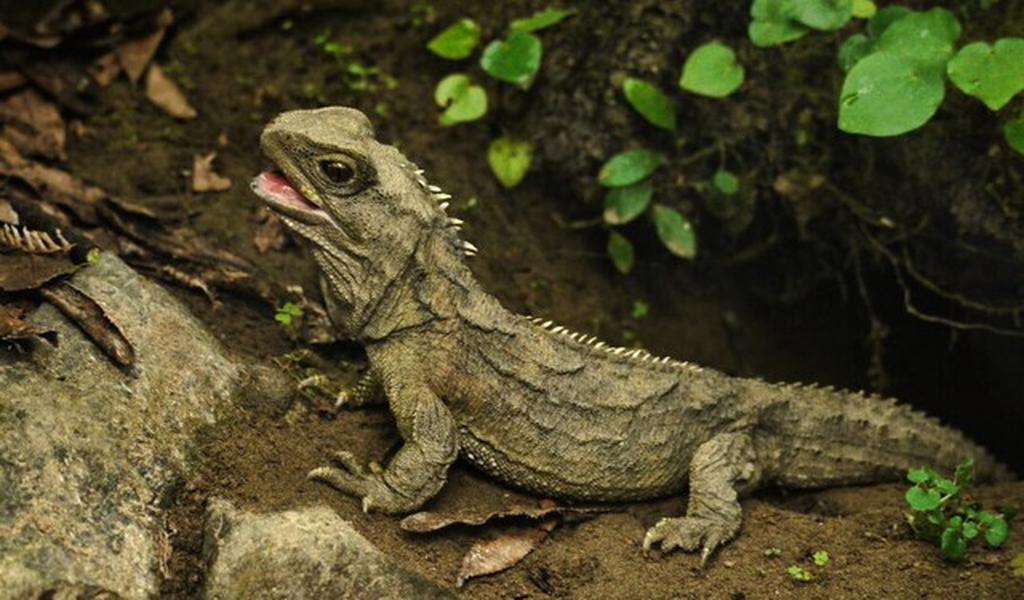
0,88,67,159
192,152,232,192
253,207,288,254
0,304,57,345
87,52,121,87
145,64,196,119
457,525,549,587
115,8,174,83
0,252,80,292
40,281,136,368
0,71,27,92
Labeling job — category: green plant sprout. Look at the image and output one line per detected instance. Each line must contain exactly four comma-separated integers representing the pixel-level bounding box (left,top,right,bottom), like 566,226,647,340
623,78,676,131
426,18,479,59
786,564,814,582
745,2,1024,147
904,457,1013,560
426,8,575,186
679,42,745,98
1012,552,1024,576
274,302,303,326
435,73,487,125
487,136,533,188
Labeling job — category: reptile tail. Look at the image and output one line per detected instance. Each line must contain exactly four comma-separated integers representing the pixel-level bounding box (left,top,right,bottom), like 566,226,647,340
761,382,1015,487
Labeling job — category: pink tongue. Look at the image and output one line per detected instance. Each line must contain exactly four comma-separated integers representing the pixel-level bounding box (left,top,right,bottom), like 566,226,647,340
260,171,317,210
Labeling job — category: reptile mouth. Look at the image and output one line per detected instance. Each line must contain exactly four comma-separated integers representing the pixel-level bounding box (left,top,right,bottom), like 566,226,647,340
251,170,326,223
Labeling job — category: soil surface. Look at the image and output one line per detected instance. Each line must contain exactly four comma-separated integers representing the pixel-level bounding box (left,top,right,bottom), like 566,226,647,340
5,0,1024,597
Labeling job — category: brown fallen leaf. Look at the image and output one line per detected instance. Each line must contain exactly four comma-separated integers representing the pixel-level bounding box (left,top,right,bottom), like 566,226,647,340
457,525,550,587
87,52,122,87
192,152,232,192
0,71,27,92
0,304,57,345
115,8,174,83
145,64,196,119
40,280,136,369
400,500,607,533
0,88,67,159
253,207,288,254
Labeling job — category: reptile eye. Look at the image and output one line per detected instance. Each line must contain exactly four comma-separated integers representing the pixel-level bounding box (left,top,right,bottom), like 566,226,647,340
320,160,355,184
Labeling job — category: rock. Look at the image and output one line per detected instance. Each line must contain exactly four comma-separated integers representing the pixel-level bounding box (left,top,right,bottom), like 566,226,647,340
202,498,455,599
0,255,290,599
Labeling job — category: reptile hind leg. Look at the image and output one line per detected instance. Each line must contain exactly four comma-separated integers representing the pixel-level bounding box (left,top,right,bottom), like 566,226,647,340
643,432,762,565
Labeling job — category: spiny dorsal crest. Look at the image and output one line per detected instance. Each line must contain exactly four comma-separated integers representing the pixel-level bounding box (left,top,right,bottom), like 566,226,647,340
525,315,702,371
406,162,477,258
0,223,73,254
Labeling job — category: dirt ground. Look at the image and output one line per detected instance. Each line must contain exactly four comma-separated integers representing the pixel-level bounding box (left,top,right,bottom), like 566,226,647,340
4,0,1024,597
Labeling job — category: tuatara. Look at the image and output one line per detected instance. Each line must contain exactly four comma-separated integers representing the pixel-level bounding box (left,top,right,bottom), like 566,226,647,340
251,106,1012,563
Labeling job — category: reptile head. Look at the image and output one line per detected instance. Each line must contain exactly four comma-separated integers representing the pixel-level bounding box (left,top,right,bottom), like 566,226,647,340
251,106,469,338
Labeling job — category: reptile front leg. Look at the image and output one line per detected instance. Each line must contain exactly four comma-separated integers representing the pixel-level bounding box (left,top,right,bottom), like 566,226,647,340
309,380,458,514
643,432,763,565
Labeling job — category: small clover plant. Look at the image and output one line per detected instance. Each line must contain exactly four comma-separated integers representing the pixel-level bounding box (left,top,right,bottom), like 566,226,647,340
274,302,303,326
905,457,1014,560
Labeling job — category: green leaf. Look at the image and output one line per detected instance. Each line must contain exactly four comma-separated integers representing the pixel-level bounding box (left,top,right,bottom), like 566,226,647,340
487,136,533,188
812,550,830,566
607,231,635,274
274,302,303,325
598,149,662,187
480,32,542,87
652,204,697,259
680,42,745,98
851,0,876,19
934,477,958,496
603,179,653,225
948,38,1024,110
631,300,649,320
426,19,480,60
749,0,809,47
623,78,676,130
906,486,942,511
907,467,933,484
786,0,853,31
839,33,872,71
712,170,740,195
954,456,975,487
838,51,945,136
435,74,488,126
941,527,967,559
1005,119,1024,155
962,520,979,539
509,7,576,34
985,517,1009,547
875,7,960,76
867,6,913,39
1011,552,1024,576
786,565,814,581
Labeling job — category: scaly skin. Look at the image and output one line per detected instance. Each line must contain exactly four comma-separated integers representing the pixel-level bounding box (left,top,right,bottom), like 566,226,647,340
251,107,1013,563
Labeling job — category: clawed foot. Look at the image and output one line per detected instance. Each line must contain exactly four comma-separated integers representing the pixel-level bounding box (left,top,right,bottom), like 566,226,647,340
643,515,740,566
308,451,416,514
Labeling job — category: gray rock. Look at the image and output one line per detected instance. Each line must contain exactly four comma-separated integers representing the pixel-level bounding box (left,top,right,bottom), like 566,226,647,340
0,256,290,599
203,498,454,600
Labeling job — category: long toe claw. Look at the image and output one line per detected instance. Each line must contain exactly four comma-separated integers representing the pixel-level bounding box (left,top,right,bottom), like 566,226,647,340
329,450,367,474
643,516,737,565
308,465,364,495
